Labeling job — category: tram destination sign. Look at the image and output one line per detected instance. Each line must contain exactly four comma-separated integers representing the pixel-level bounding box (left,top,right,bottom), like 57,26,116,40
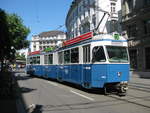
111,41,123,46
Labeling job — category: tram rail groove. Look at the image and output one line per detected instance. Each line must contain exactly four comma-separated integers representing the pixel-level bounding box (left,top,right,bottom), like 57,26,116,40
107,95,150,109
129,84,150,93
129,82,150,87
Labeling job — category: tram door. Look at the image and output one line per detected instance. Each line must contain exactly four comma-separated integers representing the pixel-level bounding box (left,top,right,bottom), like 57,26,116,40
57,52,64,81
83,45,91,88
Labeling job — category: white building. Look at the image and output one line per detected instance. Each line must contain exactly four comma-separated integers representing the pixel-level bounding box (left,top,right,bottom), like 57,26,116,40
17,49,28,58
30,30,66,52
66,0,122,40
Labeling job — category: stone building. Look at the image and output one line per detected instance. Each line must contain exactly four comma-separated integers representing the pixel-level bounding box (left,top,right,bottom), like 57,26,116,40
66,0,122,40
31,30,66,52
121,0,150,71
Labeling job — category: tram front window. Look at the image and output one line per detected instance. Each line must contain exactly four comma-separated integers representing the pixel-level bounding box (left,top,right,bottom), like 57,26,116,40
92,46,106,62
106,46,129,63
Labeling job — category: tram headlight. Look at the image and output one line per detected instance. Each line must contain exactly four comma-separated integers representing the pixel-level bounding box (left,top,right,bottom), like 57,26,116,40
117,72,122,77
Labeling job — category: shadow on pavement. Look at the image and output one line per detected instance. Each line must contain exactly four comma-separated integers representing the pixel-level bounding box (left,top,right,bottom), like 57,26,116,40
47,78,105,95
20,87,37,93
16,74,33,81
0,72,18,113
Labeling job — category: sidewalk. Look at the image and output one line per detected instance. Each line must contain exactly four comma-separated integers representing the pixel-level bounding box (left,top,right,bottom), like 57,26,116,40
0,71,26,113
0,100,17,113
0,72,17,113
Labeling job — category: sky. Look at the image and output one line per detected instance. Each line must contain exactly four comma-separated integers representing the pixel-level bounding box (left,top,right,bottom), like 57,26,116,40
0,0,73,40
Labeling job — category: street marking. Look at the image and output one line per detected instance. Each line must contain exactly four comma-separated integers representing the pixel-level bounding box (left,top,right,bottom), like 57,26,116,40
70,90,94,101
47,81,58,87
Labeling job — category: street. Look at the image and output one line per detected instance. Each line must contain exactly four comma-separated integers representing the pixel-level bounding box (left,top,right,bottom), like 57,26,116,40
16,72,150,113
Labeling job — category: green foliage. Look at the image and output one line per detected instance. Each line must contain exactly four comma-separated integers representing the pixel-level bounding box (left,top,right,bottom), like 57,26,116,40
7,13,30,50
0,8,30,71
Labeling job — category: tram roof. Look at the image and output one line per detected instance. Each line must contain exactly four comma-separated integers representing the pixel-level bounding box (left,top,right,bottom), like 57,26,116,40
28,32,127,56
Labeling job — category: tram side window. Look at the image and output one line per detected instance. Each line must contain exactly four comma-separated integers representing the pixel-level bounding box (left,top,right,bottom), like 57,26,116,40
58,52,63,64
33,57,36,64
37,56,40,64
48,54,53,64
92,46,106,62
64,50,70,64
30,57,33,64
71,48,79,63
83,45,90,63
44,55,48,64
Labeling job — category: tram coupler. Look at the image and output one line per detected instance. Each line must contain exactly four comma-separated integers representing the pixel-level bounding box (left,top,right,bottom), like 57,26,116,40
104,82,128,96
116,82,128,96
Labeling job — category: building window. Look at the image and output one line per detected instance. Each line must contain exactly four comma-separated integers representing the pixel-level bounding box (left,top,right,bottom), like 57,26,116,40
127,24,137,38
129,49,137,70
145,47,150,69
144,0,150,5
33,45,36,51
144,19,150,34
79,26,83,35
92,14,96,28
82,22,90,34
110,2,116,13
39,46,42,50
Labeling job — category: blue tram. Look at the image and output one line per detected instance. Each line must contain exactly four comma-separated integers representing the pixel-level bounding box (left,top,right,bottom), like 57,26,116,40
26,32,130,96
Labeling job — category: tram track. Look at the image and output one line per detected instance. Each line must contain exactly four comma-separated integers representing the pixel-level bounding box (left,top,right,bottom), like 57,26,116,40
107,95,150,109
130,82,150,87
129,86,150,93
105,82,150,109
45,79,150,108
129,83,150,93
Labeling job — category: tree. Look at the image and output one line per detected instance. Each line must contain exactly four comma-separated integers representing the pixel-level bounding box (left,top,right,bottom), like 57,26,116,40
0,9,30,72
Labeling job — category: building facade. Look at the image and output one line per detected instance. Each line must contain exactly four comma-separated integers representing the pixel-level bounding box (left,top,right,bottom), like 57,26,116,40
121,0,150,71
31,30,66,52
66,0,122,40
